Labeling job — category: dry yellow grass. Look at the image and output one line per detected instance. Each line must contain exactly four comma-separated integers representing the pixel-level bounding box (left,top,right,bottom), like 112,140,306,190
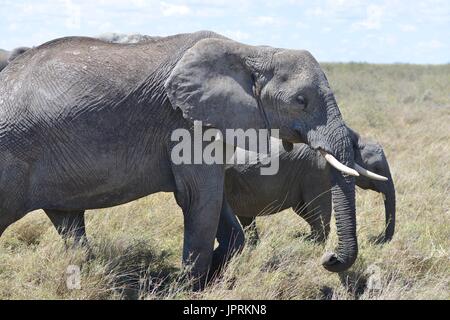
0,63,449,300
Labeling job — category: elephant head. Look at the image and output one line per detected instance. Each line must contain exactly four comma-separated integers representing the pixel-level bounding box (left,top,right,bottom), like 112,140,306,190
349,128,396,243
165,37,363,272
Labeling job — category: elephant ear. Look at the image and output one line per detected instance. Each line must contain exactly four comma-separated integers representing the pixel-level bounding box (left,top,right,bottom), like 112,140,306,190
346,125,364,149
164,38,267,133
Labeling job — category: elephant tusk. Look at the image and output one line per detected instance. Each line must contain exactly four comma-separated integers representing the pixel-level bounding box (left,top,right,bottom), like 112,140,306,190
354,164,389,181
320,150,360,177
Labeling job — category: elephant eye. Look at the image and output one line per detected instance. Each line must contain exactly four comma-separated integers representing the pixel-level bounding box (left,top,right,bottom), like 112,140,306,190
297,95,307,108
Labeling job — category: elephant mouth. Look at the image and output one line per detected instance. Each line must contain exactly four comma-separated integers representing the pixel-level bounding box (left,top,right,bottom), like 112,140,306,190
320,149,388,181
319,149,360,177
290,126,388,181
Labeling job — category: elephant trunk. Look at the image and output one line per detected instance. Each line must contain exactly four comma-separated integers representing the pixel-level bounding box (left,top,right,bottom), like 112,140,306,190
322,154,358,272
382,177,396,242
319,96,358,272
297,92,359,272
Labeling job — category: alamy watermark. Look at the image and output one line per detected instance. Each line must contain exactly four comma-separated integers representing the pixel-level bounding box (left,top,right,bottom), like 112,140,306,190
170,121,280,175
66,265,81,290
366,264,382,291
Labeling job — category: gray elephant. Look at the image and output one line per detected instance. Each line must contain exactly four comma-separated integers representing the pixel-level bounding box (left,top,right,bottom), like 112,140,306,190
43,127,394,248
0,30,368,288
0,47,30,72
226,127,395,245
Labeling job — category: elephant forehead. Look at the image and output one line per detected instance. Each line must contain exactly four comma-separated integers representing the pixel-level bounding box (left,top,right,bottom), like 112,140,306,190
363,144,383,157
361,149,383,165
274,50,319,69
272,51,325,85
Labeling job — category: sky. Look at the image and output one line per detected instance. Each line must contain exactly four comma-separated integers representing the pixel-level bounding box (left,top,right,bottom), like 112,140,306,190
0,0,449,64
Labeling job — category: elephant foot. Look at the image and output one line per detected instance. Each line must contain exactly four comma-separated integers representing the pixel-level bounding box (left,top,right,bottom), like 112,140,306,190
205,248,232,288
210,247,228,278
189,273,209,292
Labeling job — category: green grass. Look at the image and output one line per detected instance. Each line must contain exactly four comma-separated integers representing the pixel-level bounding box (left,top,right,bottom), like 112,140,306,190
0,63,449,299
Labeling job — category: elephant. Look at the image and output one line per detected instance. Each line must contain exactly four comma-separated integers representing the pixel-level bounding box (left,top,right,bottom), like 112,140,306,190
47,128,394,250
225,127,395,245
0,30,366,288
0,47,30,72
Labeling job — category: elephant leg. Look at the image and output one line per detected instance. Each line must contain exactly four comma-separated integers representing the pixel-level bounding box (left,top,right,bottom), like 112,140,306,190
172,164,224,291
295,195,331,243
45,209,88,247
0,162,29,238
212,198,245,274
238,216,259,246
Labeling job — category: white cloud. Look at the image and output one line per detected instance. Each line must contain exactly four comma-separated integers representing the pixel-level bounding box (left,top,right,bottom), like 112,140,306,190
253,16,276,25
381,35,398,46
222,30,250,41
160,2,191,17
418,39,444,50
0,0,448,63
306,6,326,17
63,0,81,30
250,16,285,27
352,4,385,30
294,21,309,29
326,0,364,11
362,34,398,48
195,7,225,18
399,24,417,32
98,22,114,32
307,0,364,18
8,22,18,31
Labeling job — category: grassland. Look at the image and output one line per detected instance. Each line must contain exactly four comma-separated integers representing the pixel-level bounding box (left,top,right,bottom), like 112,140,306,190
0,63,449,300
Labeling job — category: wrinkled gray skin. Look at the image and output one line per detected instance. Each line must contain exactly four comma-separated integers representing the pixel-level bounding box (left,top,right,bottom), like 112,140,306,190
0,33,157,72
0,34,157,72
0,47,30,72
0,31,358,288
227,127,395,245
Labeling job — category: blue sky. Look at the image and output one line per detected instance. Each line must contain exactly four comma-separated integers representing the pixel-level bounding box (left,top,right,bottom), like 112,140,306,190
0,0,448,64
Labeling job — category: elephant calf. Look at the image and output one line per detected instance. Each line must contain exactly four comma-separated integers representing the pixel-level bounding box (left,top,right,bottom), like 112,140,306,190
225,127,395,244
44,128,395,249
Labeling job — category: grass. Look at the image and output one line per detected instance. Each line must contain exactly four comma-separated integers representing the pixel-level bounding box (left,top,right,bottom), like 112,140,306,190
0,63,449,300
